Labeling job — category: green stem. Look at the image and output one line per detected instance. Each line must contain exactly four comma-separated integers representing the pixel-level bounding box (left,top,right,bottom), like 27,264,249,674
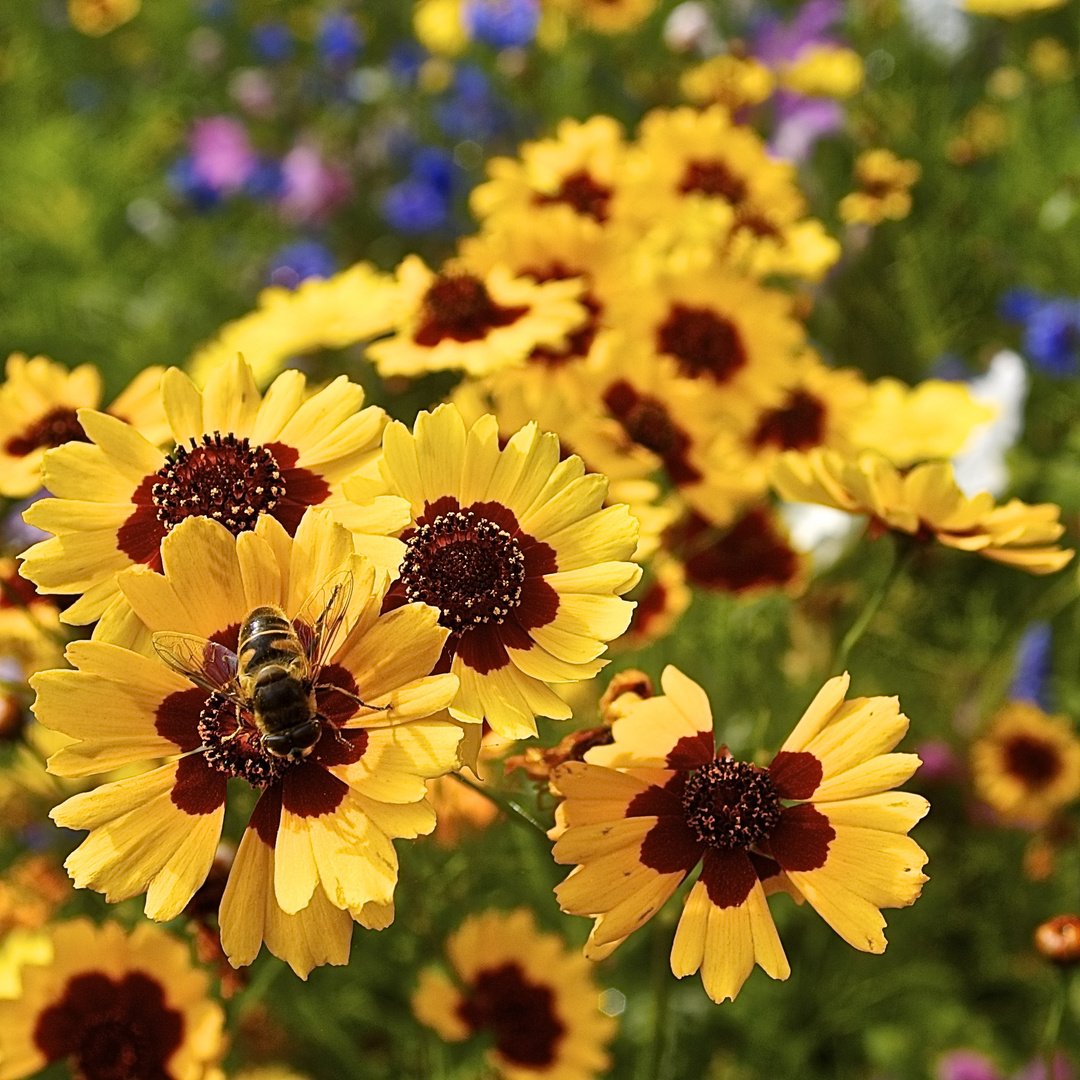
644,918,673,1080
449,771,548,836
832,536,914,674
1041,967,1068,1080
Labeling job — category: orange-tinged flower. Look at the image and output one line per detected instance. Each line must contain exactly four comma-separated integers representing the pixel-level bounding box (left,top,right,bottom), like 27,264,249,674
0,919,225,1080
771,448,1073,574
413,908,616,1080
19,355,405,625
68,0,140,35
346,404,640,740
33,510,462,976
552,666,929,1002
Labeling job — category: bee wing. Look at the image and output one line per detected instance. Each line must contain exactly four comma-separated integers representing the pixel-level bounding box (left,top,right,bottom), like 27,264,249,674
295,567,355,671
152,632,242,701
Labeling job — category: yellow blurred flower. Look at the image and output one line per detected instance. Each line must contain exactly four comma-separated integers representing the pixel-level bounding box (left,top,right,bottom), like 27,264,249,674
965,0,1066,15
778,45,865,98
551,0,659,34
68,0,140,36
839,149,922,226
413,0,469,55
1028,37,1073,82
972,702,1080,826
681,55,776,110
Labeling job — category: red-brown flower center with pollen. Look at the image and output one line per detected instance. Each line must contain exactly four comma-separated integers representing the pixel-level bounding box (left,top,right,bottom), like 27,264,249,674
751,389,827,451
152,433,285,536
5,407,89,457
681,757,783,850
534,169,613,222
199,691,291,788
1004,734,1063,790
456,963,564,1068
414,274,528,347
658,304,747,383
680,160,748,206
400,511,526,631
33,971,184,1080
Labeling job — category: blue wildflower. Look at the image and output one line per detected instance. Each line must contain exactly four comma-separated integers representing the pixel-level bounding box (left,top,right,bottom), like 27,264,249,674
433,65,508,141
250,20,295,63
167,157,221,211
1010,622,1053,711
464,0,541,49
317,12,365,68
381,177,451,233
244,158,286,200
268,240,337,289
1000,289,1080,376
411,146,455,197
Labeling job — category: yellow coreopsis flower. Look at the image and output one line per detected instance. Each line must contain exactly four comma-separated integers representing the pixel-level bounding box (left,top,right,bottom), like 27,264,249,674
681,55,776,110
33,510,463,976
965,0,1066,15
777,45,865,97
839,149,922,226
0,919,225,1080
68,0,140,35
19,355,406,625
771,448,1074,574
414,909,616,1080
551,667,929,1002
346,403,641,739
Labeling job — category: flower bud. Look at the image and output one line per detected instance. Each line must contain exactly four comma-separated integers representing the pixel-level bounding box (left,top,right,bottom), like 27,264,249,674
1034,914,1080,965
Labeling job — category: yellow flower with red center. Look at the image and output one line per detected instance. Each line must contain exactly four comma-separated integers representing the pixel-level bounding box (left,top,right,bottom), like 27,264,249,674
552,666,929,1002
365,256,589,379
551,0,659,33
839,149,922,226
681,55,776,111
470,115,628,227
33,510,462,976
0,355,168,499
187,261,404,387
413,908,616,1080
771,448,1074,574
346,403,641,740
971,701,1080,826
19,355,405,625
0,919,225,1080
614,106,840,282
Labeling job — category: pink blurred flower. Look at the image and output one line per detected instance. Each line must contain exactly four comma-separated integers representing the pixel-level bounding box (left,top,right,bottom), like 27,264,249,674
278,143,353,224
189,116,257,193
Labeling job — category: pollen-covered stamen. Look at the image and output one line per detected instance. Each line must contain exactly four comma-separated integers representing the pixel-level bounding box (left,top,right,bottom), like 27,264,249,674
681,756,783,850
151,432,285,536
400,510,526,632
5,406,89,457
197,692,291,788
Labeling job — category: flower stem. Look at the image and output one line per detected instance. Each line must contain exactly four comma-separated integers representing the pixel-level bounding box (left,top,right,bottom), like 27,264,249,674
1041,967,1069,1080
449,771,548,836
832,535,913,674
644,918,673,1080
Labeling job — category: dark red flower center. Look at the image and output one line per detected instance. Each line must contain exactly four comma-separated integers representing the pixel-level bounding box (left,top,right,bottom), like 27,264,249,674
681,757,783,850
751,389,827,451
5,406,89,457
680,160,748,205
33,971,183,1080
1004,734,1063,789
534,169,613,222
456,962,564,1068
657,304,747,383
400,510,526,632
414,274,528,347
152,433,285,536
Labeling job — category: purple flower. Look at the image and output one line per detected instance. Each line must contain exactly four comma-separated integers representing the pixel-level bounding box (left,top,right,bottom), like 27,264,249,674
250,20,295,63
937,1050,1002,1080
752,0,844,65
317,12,364,68
278,143,353,224
268,240,337,289
769,93,844,162
1011,622,1053,711
464,0,541,48
189,116,257,193
914,739,962,783
1001,289,1080,376
168,156,222,210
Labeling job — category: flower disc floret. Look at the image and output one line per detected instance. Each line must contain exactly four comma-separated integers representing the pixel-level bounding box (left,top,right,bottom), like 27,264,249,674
681,756,782,850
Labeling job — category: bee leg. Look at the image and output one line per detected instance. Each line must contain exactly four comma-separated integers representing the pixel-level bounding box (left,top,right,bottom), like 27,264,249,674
221,702,246,744
315,683,390,712
318,714,356,751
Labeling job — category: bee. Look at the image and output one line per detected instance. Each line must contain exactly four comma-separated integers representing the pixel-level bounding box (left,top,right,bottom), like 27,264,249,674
153,569,384,761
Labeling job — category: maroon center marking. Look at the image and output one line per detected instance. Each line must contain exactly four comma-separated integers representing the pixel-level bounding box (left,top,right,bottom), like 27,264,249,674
154,687,207,752
414,274,528,346
698,845,759,909
280,759,350,818
0,564,44,609
681,509,801,595
5,406,89,457
456,962,565,1067
767,750,823,801
1004,734,1064,789
170,753,228,816
629,774,706,877
657,304,747,383
602,381,703,487
33,971,184,1080
666,731,716,771
679,160,749,205
249,784,282,848
533,169,612,222
751,389,827,451
761,803,835,872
